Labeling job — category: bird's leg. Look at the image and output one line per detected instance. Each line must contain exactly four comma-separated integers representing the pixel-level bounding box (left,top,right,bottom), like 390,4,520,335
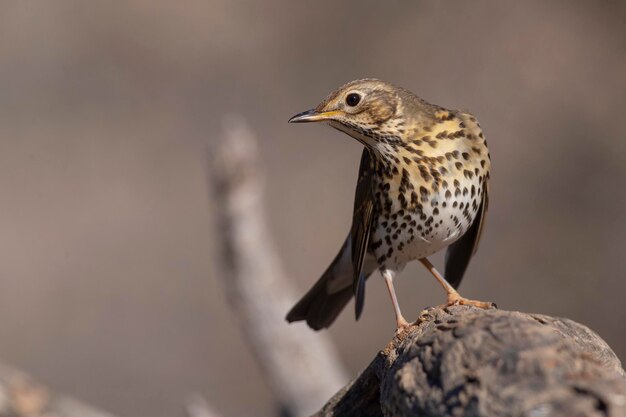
419,258,495,309
382,269,410,330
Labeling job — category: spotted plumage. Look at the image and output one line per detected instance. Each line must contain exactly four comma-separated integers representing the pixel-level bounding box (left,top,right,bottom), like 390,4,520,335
286,79,494,331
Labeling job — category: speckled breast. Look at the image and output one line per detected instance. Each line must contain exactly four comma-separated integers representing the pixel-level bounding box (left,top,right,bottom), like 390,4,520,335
368,151,487,271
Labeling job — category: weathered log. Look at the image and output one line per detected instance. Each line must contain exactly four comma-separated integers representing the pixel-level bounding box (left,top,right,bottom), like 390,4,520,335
315,306,626,417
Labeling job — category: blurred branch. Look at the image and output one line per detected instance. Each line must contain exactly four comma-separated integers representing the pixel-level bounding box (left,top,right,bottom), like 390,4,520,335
314,306,626,417
207,115,348,417
0,363,119,417
184,394,223,417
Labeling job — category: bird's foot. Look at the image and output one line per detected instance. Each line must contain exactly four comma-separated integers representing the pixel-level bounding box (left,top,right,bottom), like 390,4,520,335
441,294,497,310
394,316,411,335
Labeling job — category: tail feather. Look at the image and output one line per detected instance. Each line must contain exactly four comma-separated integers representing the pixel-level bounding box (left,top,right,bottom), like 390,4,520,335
287,237,357,330
286,277,354,330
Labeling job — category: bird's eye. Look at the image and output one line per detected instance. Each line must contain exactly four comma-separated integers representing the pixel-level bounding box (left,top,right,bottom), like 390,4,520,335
345,93,361,107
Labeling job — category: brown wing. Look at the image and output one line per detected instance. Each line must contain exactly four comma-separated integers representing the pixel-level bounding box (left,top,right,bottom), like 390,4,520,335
351,148,375,320
444,181,489,289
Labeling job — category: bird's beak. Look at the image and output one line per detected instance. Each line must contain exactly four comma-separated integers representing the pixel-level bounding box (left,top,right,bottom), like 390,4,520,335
288,109,341,123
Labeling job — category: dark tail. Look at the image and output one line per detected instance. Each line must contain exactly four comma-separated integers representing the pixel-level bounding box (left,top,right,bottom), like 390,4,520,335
286,277,353,331
286,238,355,330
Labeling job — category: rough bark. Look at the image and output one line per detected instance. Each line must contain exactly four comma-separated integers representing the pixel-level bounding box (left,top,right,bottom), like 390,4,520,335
315,306,626,417
0,363,119,417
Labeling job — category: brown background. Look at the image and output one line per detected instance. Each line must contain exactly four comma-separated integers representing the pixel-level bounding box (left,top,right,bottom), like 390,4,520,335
0,1,625,416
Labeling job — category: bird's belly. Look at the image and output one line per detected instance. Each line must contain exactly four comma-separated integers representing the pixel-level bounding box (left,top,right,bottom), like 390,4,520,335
370,177,483,270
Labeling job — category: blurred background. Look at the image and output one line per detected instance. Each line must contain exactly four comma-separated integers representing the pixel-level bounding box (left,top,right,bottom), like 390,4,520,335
0,1,625,416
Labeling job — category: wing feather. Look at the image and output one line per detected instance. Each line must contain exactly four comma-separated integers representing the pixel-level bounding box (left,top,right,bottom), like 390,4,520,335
351,149,375,320
444,181,489,289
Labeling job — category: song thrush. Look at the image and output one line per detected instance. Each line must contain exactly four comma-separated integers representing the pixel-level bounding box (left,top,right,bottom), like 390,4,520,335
286,79,494,331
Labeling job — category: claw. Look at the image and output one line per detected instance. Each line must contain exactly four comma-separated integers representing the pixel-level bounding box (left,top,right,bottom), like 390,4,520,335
394,316,411,335
441,294,496,310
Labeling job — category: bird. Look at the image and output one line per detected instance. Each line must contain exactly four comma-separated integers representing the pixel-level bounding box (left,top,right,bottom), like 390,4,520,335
285,78,494,331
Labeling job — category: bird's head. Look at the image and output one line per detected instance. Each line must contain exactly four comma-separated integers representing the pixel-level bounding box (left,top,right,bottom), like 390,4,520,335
289,79,414,149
